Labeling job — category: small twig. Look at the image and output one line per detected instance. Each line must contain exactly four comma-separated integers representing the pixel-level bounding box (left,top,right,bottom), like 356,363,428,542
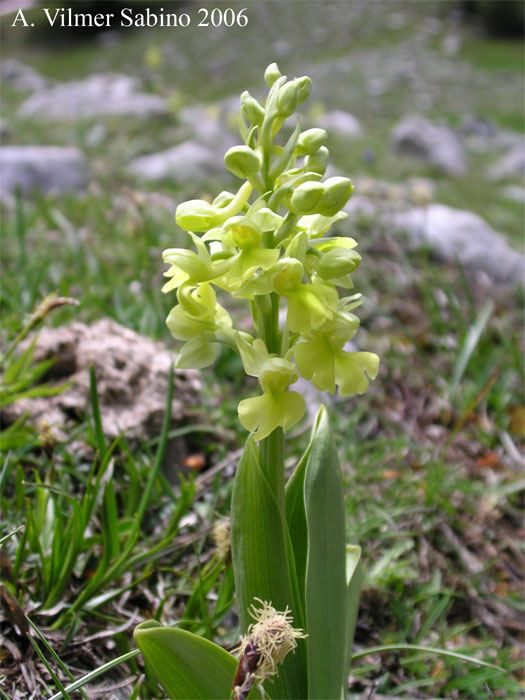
439,523,484,575
194,447,243,492
500,431,525,472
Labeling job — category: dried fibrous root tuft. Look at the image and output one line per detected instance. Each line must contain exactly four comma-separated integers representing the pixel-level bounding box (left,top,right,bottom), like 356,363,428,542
232,598,306,699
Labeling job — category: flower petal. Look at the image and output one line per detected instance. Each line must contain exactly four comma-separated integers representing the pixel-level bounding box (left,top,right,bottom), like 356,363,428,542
295,338,336,394
335,351,379,396
238,388,305,439
238,394,278,439
176,337,216,370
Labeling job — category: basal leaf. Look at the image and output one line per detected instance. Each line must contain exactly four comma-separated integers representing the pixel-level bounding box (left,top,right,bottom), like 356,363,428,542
343,545,364,683
134,621,236,699
231,436,307,699
304,406,347,699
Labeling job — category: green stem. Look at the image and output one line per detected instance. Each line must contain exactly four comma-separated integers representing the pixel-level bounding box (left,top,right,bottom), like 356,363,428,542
254,109,287,513
276,213,300,244
254,279,285,511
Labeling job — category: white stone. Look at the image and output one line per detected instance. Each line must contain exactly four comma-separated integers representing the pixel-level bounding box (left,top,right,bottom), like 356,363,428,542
501,185,525,203
19,73,168,121
488,146,525,181
177,105,235,153
1,58,50,92
390,115,466,175
391,204,524,286
0,146,89,195
128,141,216,184
318,110,363,139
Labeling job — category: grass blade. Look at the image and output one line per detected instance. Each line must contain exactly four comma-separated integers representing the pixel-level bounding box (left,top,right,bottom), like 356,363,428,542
351,643,505,672
89,365,106,458
27,618,90,700
451,300,493,394
46,650,141,700
134,362,174,526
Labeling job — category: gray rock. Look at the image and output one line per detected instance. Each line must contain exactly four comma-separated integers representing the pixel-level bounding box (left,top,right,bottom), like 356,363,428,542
493,131,525,151
460,118,523,154
128,141,217,184
390,115,466,175
391,204,524,286
19,73,168,121
1,319,201,443
0,146,89,195
1,58,50,92
346,177,435,211
488,146,525,181
318,110,363,139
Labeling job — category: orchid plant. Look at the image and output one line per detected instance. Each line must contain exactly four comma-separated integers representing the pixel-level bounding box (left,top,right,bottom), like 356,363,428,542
134,63,379,699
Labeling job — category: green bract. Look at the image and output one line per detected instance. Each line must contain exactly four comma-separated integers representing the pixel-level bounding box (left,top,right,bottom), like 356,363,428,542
162,64,379,436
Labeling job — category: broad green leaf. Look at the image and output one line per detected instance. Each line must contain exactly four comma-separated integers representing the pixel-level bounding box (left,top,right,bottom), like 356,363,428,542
304,406,347,699
231,437,307,699
134,620,236,699
343,545,364,682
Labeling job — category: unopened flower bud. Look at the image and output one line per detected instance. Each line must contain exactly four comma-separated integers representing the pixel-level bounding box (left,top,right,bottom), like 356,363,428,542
316,176,354,216
241,91,265,125
295,76,312,105
317,248,361,279
305,146,329,175
275,80,299,118
297,128,327,156
176,199,218,232
264,62,281,87
290,181,324,213
224,145,262,179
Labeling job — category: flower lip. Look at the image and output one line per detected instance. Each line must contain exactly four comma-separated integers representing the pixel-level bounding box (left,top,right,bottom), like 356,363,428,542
224,217,262,250
270,257,304,296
